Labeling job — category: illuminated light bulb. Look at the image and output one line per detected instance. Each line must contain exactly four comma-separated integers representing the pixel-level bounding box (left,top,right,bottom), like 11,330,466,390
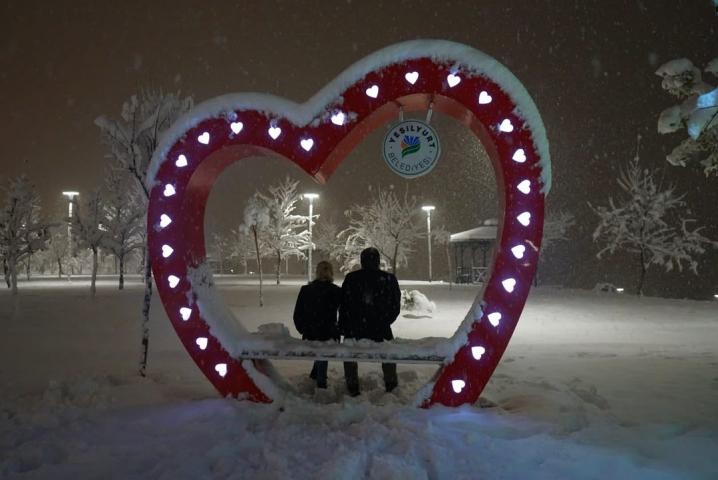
512,149,527,163
163,184,176,197
197,132,210,144
168,275,180,288
447,73,461,87
365,85,379,98
215,363,228,377
300,138,314,151
161,244,174,258
502,278,516,293
230,122,243,134
499,119,514,133
451,379,466,393
159,214,172,228
487,312,502,326
268,126,282,139
175,154,188,167
330,111,345,126
405,71,419,84
511,245,526,259
478,91,492,104
179,307,192,321
196,337,208,350
616,287,625,293
517,212,531,226
471,346,486,360
517,180,531,194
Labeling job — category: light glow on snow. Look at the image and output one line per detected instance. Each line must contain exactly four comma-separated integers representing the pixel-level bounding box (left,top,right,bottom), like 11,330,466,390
616,288,625,293
471,346,486,360
451,379,466,393
215,363,228,377
478,91,492,104
365,85,379,98
179,307,192,321
517,180,531,194
330,111,345,126
512,148,527,163
196,337,208,350
502,278,516,293
268,126,282,139
175,154,188,167
197,132,210,145
163,184,176,197
447,73,461,87
159,214,172,228
161,245,174,258
405,71,419,84
300,138,314,151
511,245,526,259
230,122,243,134
167,275,180,289
487,312,502,326
517,212,531,226
499,119,514,132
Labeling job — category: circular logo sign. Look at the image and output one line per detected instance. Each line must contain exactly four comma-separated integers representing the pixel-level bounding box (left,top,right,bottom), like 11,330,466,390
382,119,441,178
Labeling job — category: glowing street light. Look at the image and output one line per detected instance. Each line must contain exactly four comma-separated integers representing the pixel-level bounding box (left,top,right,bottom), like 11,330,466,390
303,193,319,283
62,191,79,275
422,205,435,282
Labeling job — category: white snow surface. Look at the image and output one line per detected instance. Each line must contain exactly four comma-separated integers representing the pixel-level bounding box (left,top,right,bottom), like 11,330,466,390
146,39,551,193
2,277,717,479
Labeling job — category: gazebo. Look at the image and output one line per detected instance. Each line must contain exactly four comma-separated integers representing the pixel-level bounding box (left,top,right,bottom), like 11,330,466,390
450,219,498,284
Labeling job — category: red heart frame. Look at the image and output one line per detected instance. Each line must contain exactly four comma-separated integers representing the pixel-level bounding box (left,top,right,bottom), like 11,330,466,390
147,40,549,407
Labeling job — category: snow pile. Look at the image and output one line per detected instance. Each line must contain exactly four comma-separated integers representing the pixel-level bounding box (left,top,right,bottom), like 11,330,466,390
400,289,436,315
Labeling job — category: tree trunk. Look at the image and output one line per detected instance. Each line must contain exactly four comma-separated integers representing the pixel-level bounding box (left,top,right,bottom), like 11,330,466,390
139,254,152,377
9,258,18,295
275,251,281,285
392,243,399,274
243,260,248,275
445,244,452,290
252,227,263,307
26,256,31,281
119,252,125,290
57,258,63,279
637,249,647,296
91,247,98,296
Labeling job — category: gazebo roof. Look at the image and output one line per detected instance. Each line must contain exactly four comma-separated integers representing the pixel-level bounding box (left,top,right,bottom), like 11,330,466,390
450,219,498,243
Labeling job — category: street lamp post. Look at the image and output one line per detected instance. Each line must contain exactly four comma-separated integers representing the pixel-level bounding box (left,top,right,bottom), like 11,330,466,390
62,191,79,276
303,193,319,283
422,205,435,282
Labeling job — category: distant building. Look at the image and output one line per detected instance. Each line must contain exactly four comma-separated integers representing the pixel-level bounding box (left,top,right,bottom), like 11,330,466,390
450,219,497,284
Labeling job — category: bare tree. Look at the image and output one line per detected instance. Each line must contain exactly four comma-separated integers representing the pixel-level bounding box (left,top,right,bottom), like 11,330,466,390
95,89,193,376
229,227,254,274
72,191,111,296
209,232,231,274
0,176,51,294
590,136,717,295
656,57,718,176
337,186,423,273
46,227,69,279
258,177,310,285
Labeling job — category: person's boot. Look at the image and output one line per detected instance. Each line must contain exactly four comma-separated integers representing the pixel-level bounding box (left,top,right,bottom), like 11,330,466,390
385,382,398,393
347,385,360,397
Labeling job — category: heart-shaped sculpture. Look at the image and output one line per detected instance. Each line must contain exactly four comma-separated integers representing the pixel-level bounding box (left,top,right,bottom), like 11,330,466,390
146,40,549,407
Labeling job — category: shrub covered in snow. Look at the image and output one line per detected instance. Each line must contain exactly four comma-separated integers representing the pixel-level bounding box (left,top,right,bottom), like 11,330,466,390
400,289,436,314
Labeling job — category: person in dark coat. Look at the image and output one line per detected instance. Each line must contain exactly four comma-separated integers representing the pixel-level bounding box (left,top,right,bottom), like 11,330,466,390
293,261,342,389
339,247,401,396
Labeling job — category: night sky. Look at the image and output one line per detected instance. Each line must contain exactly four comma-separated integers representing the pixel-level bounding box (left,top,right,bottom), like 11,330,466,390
1,1,716,297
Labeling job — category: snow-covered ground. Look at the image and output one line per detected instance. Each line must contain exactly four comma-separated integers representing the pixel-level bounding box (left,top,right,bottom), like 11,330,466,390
1,276,717,479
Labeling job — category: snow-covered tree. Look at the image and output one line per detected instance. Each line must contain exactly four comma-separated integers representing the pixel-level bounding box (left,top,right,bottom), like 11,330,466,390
46,227,69,279
95,89,193,376
241,193,270,307
229,227,254,274
313,217,340,259
209,232,231,274
337,186,423,273
258,177,310,285
590,137,717,295
656,57,718,176
0,176,51,294
72,191,110,296
102,170,144,290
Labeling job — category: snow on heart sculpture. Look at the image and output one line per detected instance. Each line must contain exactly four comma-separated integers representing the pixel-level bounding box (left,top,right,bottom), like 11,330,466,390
146,39,550,408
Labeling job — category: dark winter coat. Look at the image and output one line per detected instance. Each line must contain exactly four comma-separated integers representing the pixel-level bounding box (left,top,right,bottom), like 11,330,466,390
293,280,342,341
338,268,401,341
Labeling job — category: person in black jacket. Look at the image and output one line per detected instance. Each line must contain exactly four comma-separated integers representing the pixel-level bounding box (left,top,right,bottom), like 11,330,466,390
293,261,342,389
339,247,401,396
